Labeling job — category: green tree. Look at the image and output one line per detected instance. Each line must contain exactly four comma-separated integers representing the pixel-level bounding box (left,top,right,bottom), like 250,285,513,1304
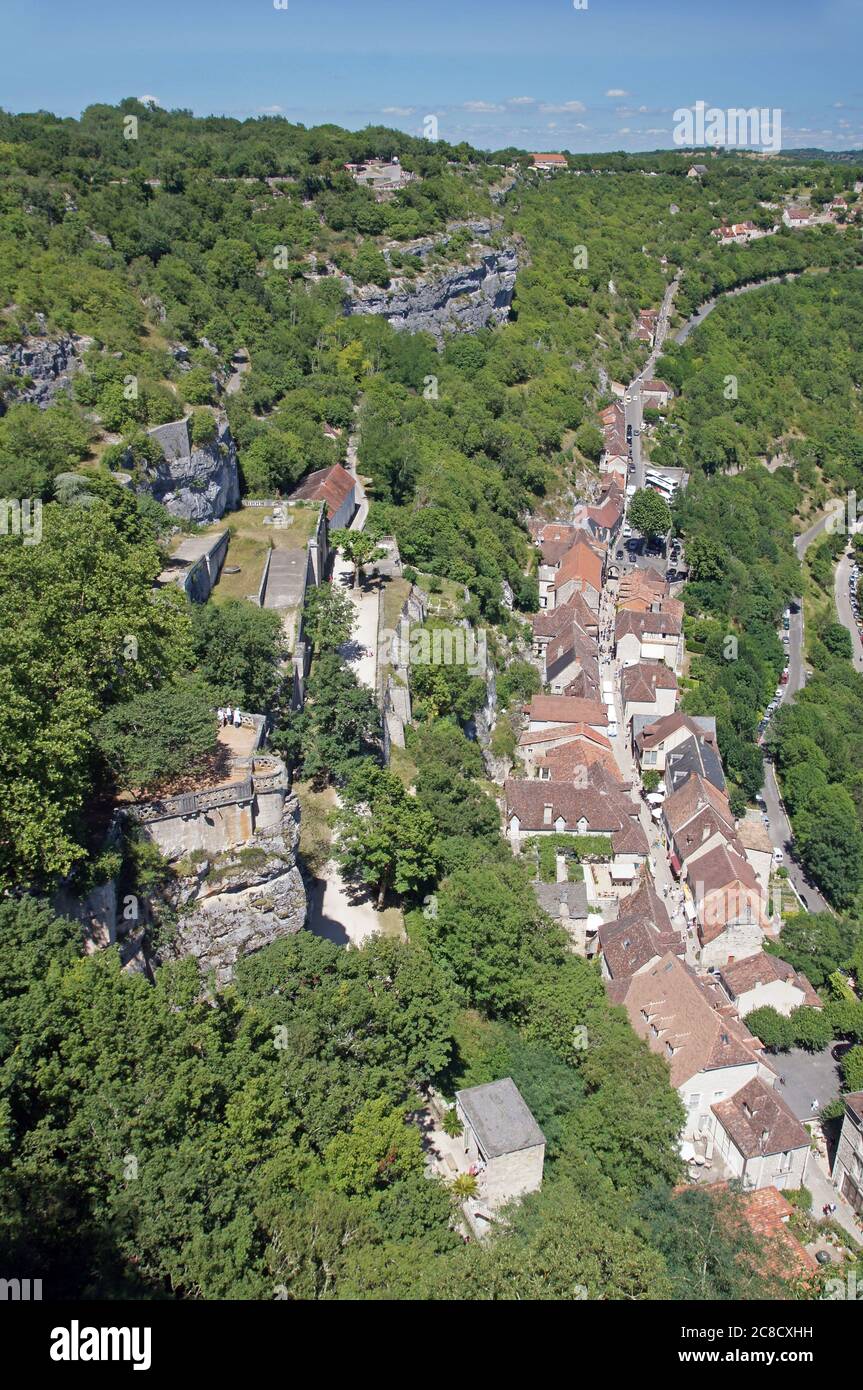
0,496,191,886
95,676,217,792
301,583,355,651
628,488,672,539
191,599,284,711
334,763,439,907
330,529,386,589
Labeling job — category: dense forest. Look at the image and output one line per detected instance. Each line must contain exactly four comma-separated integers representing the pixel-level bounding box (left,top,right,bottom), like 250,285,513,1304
1,102,862,1298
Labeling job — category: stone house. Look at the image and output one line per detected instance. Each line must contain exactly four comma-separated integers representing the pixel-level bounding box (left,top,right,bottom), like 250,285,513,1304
551,539,606,612
687,841,768,969
598,878,684,979
715,952,821,1019
288,462,357,530
709,1078,810,1192
504,765,648,864
615,605,683,672
610,953,776,1140
832,1092,863,1215
532,880,590,953
525,694,608,735
621,660,678,727
633,712,718,775
455,1078,546,1210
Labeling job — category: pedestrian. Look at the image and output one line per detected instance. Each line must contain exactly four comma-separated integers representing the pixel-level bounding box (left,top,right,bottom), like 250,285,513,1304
823,1203,831,1218
217,706,223,727
811,1098,819,1112
233,706,242,727
829,1202,837,1215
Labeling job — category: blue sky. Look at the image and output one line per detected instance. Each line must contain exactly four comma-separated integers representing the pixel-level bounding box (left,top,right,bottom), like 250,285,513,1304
3,0,862,151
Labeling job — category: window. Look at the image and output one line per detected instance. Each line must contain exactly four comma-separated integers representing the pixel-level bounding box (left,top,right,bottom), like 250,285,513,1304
688,1093,702,1109
779,1151,793,1174
644,750,657,767
712,1090,725,1101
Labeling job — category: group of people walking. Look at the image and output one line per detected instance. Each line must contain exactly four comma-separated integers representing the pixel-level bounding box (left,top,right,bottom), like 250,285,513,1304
218,706,243,728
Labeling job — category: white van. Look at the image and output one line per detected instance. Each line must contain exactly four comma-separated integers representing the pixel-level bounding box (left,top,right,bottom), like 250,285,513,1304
607,720,618,739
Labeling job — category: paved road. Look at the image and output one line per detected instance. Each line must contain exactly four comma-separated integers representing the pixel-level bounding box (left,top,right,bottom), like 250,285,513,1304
760,761,829,915
624,380,644,489
757,507,835,914
835,547,863,673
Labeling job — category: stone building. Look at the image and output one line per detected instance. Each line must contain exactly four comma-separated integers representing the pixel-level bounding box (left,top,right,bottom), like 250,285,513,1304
833,1092,863,1215
455,1078,545,1211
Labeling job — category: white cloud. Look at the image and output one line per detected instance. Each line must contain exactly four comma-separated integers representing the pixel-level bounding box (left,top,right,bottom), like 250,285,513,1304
540,100,586,114
463,100,504,113
618,127,631,135
137,94,160,106
507,96,535,105
606,89,629,98
258,104,284,115
382,106,415,116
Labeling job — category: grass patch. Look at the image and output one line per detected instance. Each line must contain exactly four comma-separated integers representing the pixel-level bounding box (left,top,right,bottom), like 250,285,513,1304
294,778,336,877
388,742,418,789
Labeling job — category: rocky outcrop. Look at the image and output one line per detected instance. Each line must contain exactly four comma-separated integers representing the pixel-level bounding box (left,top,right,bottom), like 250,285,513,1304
162,797,306,987
0,314,93,408
346,246,518,343
138,415,240,523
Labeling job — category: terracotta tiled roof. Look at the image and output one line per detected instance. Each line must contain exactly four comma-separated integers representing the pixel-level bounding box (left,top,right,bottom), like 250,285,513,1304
616,954,764,1087
505,764,642,840
663,773,733,834
638,712,715,751
712,1078,809,1159
518,722,612,751
554,540,604,594
622,659,679,706
599,881,683,979
615,607,682,641
718,953,821,1009
289,462,355,519
709,1185,819,1280
532,591,598,638
527,695,608,726
536,737,625,785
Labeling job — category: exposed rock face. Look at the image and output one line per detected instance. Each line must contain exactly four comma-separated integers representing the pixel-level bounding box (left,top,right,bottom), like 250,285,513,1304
163,798,307,987
0,315,93,408
346,246,518,343
139,415,240,523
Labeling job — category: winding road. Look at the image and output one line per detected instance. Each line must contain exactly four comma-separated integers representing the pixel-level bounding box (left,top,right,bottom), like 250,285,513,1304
758,506,838,916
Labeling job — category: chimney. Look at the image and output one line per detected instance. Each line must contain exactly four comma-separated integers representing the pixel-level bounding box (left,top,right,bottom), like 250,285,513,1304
543,803,553,826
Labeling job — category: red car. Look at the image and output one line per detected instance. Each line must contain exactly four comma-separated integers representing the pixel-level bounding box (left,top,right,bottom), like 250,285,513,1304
780,669,789,684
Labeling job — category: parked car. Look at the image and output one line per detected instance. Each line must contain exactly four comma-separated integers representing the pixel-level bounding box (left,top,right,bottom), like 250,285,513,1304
772,848,784,863
780,670,789,684
832,1040,854,1063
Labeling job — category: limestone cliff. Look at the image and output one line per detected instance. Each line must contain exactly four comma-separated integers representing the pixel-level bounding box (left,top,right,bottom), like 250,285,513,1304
138,415,240,523
0,314,92,408
345,245,518,342
161,796,307,986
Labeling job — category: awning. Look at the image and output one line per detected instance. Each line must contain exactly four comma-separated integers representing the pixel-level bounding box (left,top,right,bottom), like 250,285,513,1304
669,851,682,875
610,862,637,880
